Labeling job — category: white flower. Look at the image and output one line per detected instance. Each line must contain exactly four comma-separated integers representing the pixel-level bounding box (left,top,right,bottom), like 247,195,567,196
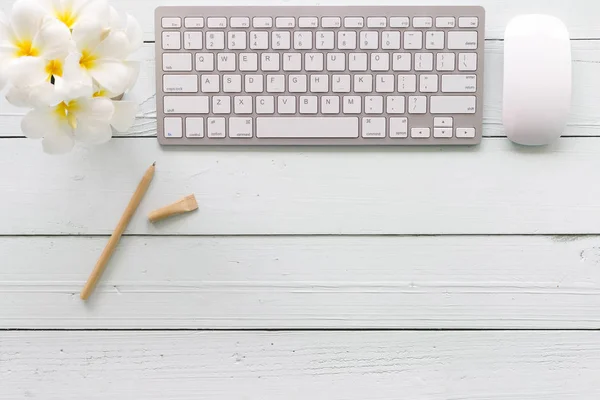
34,0,111,30
0,0,71,90
20,67,115,154
92,85,138,133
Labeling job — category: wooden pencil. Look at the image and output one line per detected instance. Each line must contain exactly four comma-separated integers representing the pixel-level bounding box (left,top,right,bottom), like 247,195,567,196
80,162,156,300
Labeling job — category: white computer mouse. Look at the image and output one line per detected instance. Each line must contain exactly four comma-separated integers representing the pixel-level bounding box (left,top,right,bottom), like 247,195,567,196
503,15,572,146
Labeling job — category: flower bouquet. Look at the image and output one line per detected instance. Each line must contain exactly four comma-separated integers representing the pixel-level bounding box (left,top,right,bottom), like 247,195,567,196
0,0,142,153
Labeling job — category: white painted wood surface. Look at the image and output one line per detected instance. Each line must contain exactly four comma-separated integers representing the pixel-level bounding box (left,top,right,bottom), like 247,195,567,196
3,331,600,400
2,0,600,397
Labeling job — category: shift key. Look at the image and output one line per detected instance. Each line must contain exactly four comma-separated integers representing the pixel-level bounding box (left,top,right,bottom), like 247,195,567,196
430,96,476,114
164,96,209,114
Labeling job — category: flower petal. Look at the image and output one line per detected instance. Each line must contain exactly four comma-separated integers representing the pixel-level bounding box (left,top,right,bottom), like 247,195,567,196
123,60,140,91
7,81,62,107
89,59,132,94
71,18,103,52
42,127,75,154
9,0,45,41
75,0,110,27
21,107,58,139
33,17,71,59
74,119,112,144
110,100,137,132
6,56,48,86
124,13,143,53
54,52,94,99
94,30,129,60
78,96,114,122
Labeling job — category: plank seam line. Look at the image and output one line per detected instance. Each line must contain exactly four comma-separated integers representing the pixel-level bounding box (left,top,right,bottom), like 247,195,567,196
2,328,600,332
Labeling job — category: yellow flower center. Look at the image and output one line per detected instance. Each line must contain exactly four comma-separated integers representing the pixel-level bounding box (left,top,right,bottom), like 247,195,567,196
54,100,80,130
93,89,107,98
79,49,97,70
55,9,77,29
45,59,64,79
14,39,40,57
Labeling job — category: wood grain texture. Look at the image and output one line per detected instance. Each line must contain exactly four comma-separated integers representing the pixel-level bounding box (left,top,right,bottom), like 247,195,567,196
2,331,600,399
2,235,600,328
2,138,600,235
3,41,600,137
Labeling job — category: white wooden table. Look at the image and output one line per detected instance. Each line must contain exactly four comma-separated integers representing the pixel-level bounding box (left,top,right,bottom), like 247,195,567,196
2,0,600,398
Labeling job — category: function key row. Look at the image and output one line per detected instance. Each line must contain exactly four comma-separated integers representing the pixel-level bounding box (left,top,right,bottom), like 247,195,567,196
162,16,479,30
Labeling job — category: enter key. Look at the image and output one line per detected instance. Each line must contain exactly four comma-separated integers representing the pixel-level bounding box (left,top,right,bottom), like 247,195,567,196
441,75,477,93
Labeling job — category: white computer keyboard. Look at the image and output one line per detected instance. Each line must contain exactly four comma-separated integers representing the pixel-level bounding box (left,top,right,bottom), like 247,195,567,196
155,6,485,146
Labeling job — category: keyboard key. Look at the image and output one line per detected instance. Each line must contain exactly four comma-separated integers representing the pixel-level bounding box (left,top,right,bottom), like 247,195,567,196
261,53,280,71
348,53,368,71
217,53,236,71
344,17,364,28
360,31,378,49
266,74,285,93
207,17,227,28
413,17,433,28
185,117,204,138
230,17,250,28
163,53,192,71
447,31,478,50
245,75,263,92
332,74,351,93
390,17,410,28
459,17,479,28
272,31,291,49
184,32,202,50
310,75,329,93
200,74,219,92
316,31,335,50
371,53,389,71
407,96,427,114
322,17,341,28
239,53,258,71
437,53,455,71
253,17,273,28
441,74,477,93
415,53,434,71
326,53,345,71
386,96,405,114
164,117,182,138
381,31,401,50
304,53,323,71
419,74,438,92
321,96,340,114
397,74,417,93
299,96,318,114
207,117,226,138
289,75,307,93
436,17,455,28
430,96,476,114
425,31,444,50
294,31,313,49
411,128,431,138
375,75,394,93
195,53,214,71
229,117,253,138
256,117,359,138
392,53,411,71
223,74,242,93
234,96,253,114
298,17,318,28
434,117,453,127
338,31,357,50
434,128,453,138
354,74,373,92
458,53,477,71
278,96,296,114
206,31,225,49
162,17,181,28
184,17,204,29
276,17,295,28
343,96,361,114
163,74,198,93
367,17,387,28
250,31,269,49
256,96,275,114
162,32,181,50
365,96,384,114
228,31,247,49
403,31,422,49
164,96,208,114
390,117,408,138
362,117,386,138
283,53,302,71
456,127,476,138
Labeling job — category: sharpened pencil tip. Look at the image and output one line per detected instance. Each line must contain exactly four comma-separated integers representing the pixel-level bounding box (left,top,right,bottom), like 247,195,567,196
152,161,156,166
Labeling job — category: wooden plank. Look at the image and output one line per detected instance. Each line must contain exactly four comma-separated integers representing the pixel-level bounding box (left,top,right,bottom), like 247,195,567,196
2,331,600,399
2,40,600,137
1,138,600,235
2,235,600,328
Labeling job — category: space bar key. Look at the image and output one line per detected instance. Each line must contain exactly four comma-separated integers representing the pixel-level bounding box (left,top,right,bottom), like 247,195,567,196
256,117,359,138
